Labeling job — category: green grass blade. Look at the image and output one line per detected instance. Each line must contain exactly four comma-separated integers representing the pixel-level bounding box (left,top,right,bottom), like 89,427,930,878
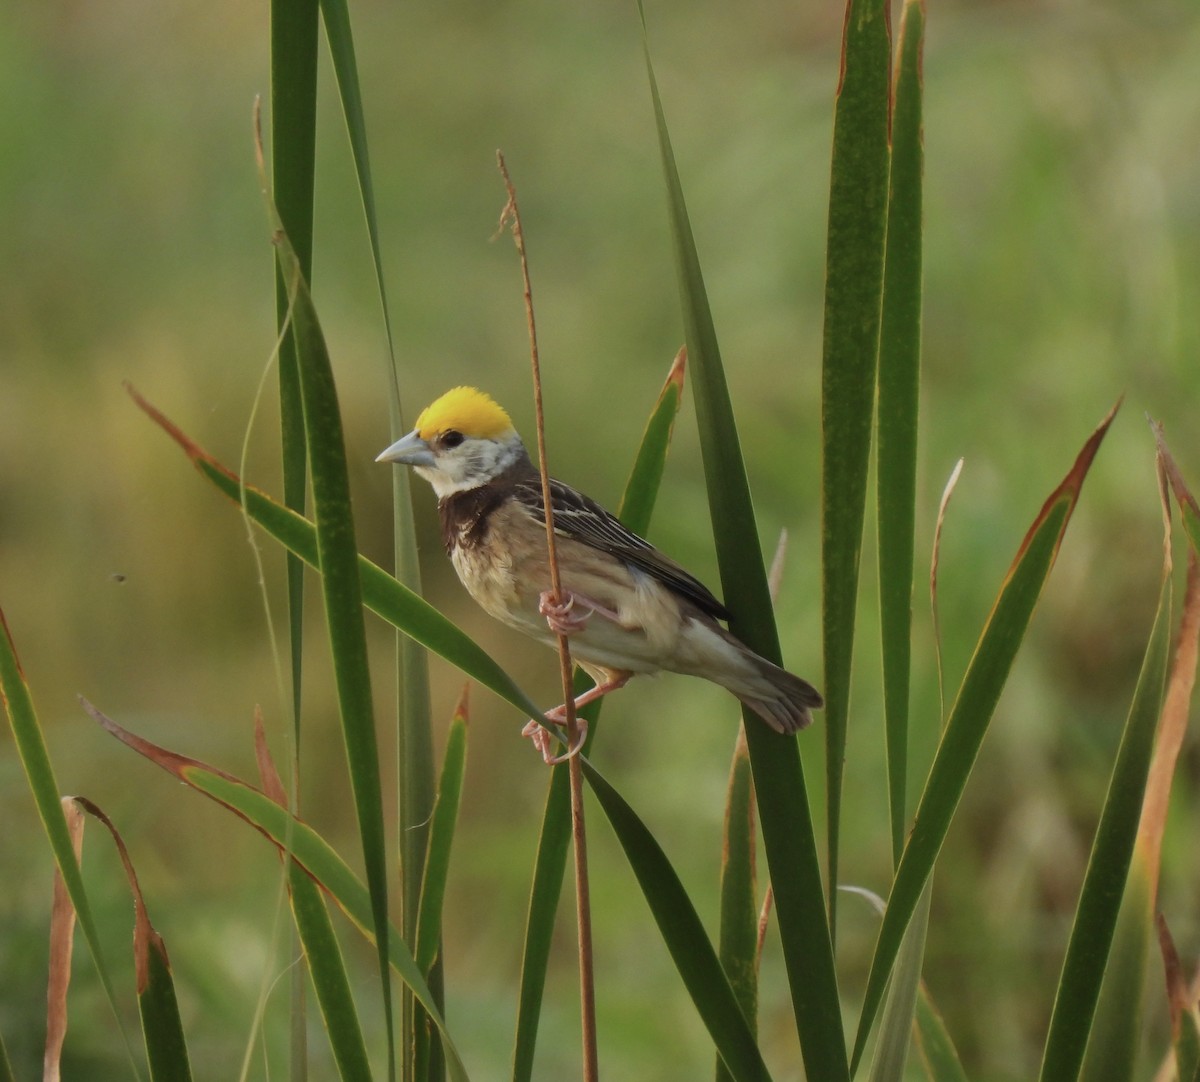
1039,562,1170,1082
580,760,771,1082
716,733,757,1082
317,0,437,1026
64,797,192,1082
822,0,893,920
1077,872,1153,1082
0,1032,13,1082
877,0,924,867
636,10,845,1078
269,7,319,1076
0,612,138,1074
272,226,395,1074
912,988,969,1082
510,768,574,1082
86,703,472,1082
867,880,931,1082
416,693,469,975
269,0,318,730
289,863,374,1082
138,929,192,1082
414,695,468,1081
316,0,395,385
510,355,685,1082
851,406,1117,1072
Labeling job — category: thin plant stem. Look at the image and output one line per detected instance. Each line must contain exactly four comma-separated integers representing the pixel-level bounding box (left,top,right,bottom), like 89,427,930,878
497,149,600,1082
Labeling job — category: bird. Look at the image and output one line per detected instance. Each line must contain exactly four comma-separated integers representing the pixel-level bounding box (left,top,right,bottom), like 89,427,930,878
376,385,822,762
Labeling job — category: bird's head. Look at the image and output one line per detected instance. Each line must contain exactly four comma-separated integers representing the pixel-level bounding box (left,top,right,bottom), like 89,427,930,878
375,386,526,498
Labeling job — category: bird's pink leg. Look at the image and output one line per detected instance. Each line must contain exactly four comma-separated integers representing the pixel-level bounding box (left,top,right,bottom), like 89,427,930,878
522,672,632,764
538,590,621,636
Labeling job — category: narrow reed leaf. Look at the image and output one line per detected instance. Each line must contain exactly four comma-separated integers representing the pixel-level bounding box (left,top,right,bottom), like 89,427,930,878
270,218,395,1073
852,404,1118,1072
1158,915,1200,1082
912,987,969,1082
930,460,964,718
877,0,925,866
636,10,844,1077
316,0,397,381
620,346,688,536
0,610,136,1071
268,10,319,1077
867,881,931,1082
1041,557,1170,1082
67,798,194,1082
317,5,437,1043
512,353,685,1082
289,864,374,1082
580,761,771,1082
511,767,573,1082
1083,552,1200,1081
416,687,470,974
268,0,318,731
45,798,85,1081
255,722,373,1082
716,732,757,1082
1154,422,1200,557
83,702,472,1082
821,0,893,909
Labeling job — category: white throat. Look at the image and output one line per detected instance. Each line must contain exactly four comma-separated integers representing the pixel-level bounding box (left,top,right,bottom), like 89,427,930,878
418,432,524,499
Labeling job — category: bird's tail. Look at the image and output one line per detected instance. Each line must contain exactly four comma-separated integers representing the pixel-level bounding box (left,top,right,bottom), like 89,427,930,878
721,633,823,735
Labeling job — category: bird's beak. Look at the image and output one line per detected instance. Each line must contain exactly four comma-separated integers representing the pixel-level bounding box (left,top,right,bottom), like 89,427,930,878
375,430,436,468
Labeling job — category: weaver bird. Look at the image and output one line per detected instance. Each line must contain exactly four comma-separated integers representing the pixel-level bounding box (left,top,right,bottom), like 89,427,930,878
376,386,822,761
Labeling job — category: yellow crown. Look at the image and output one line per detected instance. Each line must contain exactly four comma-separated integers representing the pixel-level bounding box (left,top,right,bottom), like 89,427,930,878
415,386,515,441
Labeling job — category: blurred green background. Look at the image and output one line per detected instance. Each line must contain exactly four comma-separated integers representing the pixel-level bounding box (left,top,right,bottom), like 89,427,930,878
2,0,1199,1077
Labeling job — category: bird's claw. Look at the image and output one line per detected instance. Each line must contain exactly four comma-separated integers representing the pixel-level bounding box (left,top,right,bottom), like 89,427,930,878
538,590,591,635
522,712,588,765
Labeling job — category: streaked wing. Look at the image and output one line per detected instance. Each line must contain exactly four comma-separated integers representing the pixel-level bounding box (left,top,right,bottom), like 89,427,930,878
513,476,730,621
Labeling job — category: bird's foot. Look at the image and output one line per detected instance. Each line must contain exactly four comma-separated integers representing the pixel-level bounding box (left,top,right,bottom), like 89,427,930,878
520,672,631,765
538,590,620,636
521,712,588,765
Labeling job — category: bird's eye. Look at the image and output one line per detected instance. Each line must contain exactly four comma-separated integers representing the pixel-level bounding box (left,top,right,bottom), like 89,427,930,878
440,430,464,449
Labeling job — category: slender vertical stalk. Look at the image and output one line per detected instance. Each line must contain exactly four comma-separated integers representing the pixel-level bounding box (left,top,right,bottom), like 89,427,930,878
497,151,600,1082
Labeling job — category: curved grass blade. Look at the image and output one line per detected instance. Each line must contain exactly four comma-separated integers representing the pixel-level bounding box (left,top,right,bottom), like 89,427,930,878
269,213,395,1075
851,403,1118,1072
1157,915,1200,1082
1155,422,1200,556
580,760,771,1082
268,8,320,1075
0,1033,12,1082
416,687,468,973
69,798,194,1082
316,4,438,1047
83,701,472,1082
636,9,845,1077
1040,547,1171,1082
289,866,373,1082
866,880,931,1082
511,350,686,1082
912,988,969,1082
127,388,549,725
414,688,469,1081
1076,475,1200,1082
256,720,373,1082
877,0,925,867
0,609,140,1076
821,0,893,911
716,730,757,1082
